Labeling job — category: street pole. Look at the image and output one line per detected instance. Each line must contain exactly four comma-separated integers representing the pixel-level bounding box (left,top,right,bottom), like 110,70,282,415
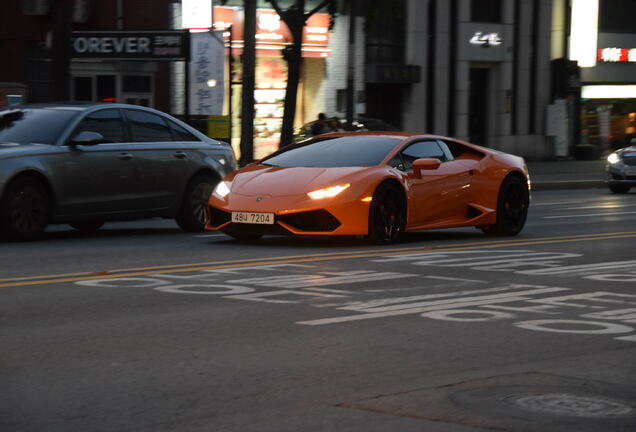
228,24,233,146
346,0,356,127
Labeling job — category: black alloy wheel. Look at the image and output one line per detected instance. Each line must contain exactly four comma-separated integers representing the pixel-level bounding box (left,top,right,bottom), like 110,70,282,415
176,174,217,232
70,221,105,233
0,177,51,241
609,184,631,194
368,182,405,244
482,175,529,236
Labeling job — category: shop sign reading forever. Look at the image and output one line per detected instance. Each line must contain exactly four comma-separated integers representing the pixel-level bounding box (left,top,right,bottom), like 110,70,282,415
71,31,190,61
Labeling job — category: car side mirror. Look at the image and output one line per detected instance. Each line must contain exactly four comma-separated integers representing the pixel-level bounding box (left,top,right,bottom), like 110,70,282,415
412,158,441,178
71,131,106,146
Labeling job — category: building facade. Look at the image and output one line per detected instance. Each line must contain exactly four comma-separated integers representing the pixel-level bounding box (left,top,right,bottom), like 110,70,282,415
386,0,554,159
0,0,177,112
569,0,636,156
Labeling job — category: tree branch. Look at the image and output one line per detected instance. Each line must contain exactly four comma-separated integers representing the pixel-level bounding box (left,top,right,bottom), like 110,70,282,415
265,0,285,18
305,0,332,19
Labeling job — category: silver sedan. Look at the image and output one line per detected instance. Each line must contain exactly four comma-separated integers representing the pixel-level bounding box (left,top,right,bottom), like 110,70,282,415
606,141,636,194
0,103,236,241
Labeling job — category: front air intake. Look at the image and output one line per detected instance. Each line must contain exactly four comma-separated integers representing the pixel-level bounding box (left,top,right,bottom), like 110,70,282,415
278,210,341,232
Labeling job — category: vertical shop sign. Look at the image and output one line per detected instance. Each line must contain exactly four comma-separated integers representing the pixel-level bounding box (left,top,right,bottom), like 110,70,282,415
189,31,225,115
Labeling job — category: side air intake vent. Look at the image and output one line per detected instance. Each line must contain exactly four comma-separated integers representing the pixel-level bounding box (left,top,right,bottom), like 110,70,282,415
466,205,484,219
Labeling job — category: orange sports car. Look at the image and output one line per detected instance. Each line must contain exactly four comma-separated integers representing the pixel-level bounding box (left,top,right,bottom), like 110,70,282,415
206,132,530,243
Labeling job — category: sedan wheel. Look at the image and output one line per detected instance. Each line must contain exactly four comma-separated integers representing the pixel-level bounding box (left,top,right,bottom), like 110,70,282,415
482,175,529,236
0,177,51,241
368,183,405,244
609,184,630,194
176,174,216,232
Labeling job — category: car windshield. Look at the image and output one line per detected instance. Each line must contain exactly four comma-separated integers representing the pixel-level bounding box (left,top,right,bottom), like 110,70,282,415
0,108,79,144
262,136,402,167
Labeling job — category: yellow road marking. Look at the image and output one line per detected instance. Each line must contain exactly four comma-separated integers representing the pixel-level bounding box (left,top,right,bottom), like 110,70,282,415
2,231,636,288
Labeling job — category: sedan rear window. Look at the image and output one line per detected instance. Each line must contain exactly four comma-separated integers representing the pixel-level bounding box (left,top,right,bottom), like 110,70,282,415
0,109,79,144
262,136,402,167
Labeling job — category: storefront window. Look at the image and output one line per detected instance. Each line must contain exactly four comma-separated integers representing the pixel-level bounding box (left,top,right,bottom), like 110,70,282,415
254,57,287,159
580,99,636,153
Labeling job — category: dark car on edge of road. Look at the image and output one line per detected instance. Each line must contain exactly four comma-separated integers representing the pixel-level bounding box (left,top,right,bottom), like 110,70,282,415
0,103,237,241
294,116,399,142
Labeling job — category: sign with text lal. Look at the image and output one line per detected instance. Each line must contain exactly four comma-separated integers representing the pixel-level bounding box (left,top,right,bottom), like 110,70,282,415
71,31,190,61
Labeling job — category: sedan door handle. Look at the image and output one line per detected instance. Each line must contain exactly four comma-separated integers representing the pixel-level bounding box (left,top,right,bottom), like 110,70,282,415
119,153,133,160
173,151,187,159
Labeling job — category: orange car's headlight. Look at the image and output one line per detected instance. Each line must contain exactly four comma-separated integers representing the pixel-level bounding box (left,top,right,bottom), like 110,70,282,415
213,181,232,199
307,184,350,200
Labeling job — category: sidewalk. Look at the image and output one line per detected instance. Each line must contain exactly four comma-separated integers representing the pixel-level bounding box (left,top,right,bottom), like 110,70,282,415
526,159,606,191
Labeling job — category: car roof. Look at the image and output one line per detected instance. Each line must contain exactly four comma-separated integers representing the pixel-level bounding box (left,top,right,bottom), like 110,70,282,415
315,131,431,140
4,102,161,112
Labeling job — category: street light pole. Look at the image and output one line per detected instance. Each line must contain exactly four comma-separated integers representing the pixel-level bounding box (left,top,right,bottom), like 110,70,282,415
346,0,357,127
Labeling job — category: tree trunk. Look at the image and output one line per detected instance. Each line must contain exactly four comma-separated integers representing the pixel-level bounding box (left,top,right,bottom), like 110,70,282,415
239,0,257,165
279,25,303,148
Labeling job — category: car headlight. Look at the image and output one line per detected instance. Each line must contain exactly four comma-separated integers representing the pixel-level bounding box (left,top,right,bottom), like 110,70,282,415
607,152,620,164
213,181,232,198
307,184,350,199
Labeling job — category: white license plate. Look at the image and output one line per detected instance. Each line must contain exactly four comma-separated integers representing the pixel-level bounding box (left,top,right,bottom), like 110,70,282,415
231,211,274,225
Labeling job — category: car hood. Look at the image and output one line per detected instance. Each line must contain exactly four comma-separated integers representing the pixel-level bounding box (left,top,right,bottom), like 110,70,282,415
229,164,368,197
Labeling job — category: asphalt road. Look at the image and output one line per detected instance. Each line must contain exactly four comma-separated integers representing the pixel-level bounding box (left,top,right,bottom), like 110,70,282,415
1,188,636,432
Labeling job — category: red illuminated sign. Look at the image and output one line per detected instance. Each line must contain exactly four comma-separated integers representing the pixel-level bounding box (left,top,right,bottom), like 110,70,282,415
597,48,636,62
213,7,330,58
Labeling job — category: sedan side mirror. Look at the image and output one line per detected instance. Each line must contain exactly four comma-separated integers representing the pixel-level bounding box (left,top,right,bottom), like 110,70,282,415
71,131,106,146
412,157,441,178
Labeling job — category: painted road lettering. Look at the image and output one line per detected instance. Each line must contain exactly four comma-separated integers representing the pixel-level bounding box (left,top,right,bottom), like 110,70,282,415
74,252,636,343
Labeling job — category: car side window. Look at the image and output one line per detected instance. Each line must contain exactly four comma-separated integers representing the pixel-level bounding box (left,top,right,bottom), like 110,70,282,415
73,109,126,143
388,154,405,171
400,140,447,171
125,109,173,142
168,119,200,142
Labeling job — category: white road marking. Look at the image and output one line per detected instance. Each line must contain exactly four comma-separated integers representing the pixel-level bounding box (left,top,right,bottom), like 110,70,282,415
297,286,568,326
338,285,527,311
227,271,417,289
519,260,636,276
193,233,227,238
561,203,636,210
616,334,636,342
543,211,636,219
514,319,634,335
422,276,489,283
531,200,599,207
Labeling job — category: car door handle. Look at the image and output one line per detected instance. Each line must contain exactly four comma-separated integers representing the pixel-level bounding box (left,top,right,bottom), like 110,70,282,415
173,151,187,159
119,153,133,160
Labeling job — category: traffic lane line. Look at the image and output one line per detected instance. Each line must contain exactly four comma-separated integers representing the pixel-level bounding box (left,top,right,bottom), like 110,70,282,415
543,211,636,219
2,231,636,288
